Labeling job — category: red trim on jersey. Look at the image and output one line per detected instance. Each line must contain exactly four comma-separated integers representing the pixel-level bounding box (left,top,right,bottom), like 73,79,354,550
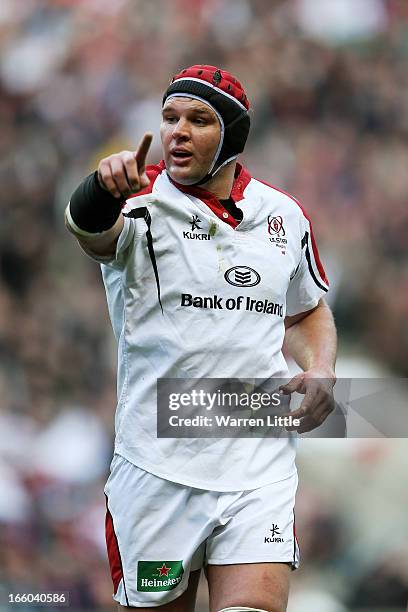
124,162,165,202
307,227,329,286
230,164,252,203
259,179,329,286
105,498,123,595
167,163,251,229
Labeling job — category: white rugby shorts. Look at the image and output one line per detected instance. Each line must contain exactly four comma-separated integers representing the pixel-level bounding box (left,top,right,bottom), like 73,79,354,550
104,453,300,607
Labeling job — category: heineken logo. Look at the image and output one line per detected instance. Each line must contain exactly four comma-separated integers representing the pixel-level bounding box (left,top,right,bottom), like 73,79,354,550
137,560,184,592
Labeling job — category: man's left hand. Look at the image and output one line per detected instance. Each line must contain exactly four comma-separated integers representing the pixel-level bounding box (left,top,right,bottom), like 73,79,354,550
280,368,336,433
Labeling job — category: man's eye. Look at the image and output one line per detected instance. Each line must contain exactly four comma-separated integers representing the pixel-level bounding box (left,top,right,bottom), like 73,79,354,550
165,116,177,123
194,118,207,125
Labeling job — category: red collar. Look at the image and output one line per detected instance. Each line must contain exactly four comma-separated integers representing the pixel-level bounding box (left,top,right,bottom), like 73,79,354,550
161,161,251,228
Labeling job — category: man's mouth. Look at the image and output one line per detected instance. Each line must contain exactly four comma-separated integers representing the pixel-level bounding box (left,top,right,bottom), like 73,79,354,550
172,150,192,157
170,149,193,165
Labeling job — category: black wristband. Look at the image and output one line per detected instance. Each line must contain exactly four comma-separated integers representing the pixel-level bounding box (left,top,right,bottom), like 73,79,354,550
69,171,122,233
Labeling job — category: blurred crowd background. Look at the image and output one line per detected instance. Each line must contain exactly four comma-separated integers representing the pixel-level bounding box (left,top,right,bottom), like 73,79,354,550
0,0,407,611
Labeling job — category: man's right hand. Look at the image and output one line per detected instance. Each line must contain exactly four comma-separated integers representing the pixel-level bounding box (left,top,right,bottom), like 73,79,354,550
97,133,153,199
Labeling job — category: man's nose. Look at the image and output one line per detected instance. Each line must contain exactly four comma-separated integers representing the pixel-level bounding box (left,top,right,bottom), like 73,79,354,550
172,118,190,140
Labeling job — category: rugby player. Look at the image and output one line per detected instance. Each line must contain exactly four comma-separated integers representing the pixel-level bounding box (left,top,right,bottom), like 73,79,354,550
65,65,337,612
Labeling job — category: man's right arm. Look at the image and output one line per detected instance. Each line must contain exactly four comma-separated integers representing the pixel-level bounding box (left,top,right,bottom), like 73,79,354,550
65,133,153,257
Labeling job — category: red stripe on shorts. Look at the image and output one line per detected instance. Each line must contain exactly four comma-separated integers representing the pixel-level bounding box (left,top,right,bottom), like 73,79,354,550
105,496,124,595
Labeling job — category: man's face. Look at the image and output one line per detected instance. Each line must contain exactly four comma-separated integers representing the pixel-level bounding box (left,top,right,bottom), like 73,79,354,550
160,97,221,185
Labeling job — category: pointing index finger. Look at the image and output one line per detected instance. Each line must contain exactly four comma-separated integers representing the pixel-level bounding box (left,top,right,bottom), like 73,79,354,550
135,132,153,171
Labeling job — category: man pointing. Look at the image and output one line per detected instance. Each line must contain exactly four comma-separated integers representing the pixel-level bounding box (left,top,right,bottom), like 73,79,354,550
65,65,337,612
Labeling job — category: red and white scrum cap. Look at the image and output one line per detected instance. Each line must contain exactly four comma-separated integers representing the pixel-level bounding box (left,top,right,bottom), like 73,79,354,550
163,65,251,181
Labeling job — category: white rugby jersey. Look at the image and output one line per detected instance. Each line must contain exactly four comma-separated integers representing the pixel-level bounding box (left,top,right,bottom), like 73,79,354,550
81,162,329,491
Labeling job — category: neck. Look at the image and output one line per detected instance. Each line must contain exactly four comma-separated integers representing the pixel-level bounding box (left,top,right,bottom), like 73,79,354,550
199,161,236,199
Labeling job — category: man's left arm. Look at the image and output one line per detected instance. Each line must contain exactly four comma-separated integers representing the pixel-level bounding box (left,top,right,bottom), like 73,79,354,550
281,298,337,433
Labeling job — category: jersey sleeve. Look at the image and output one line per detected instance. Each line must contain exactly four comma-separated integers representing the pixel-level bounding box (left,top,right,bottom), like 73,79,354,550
77,214,136,269
286,213,329,316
